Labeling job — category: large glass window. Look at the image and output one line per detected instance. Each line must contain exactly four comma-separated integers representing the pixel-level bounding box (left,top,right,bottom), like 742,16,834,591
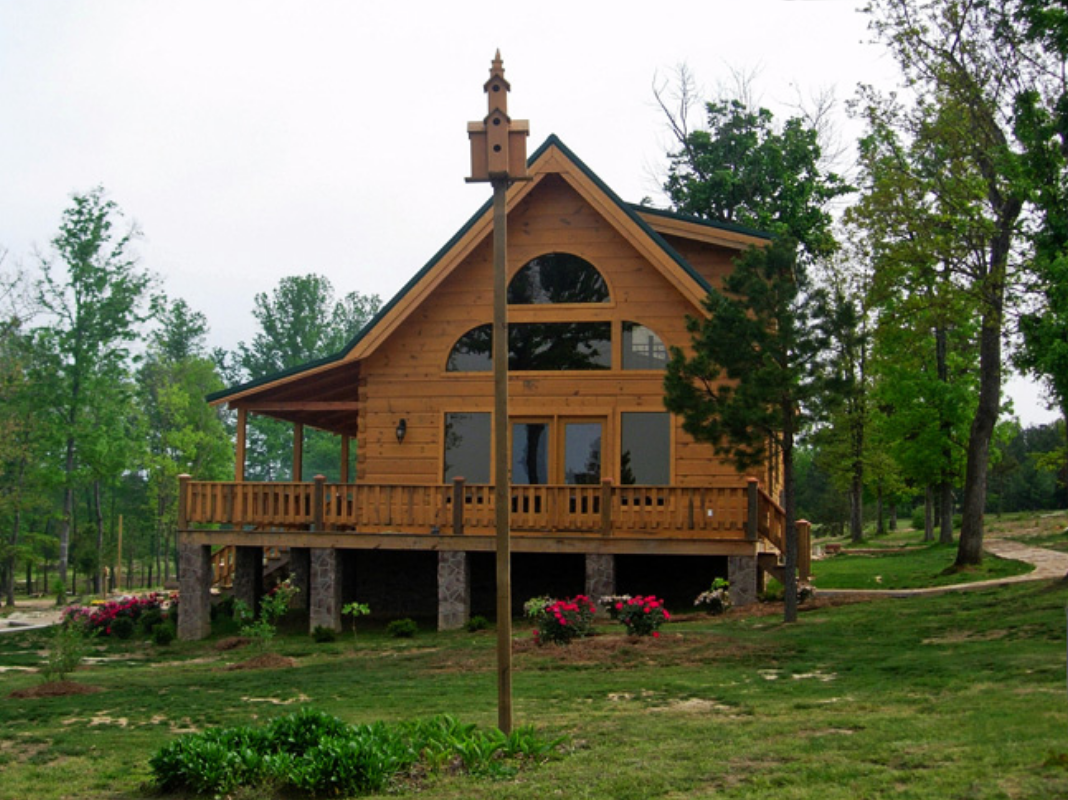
444,412,491,482
620,412,670,485
512,422,549,484
510,322,611,370
622,322,668,370
564,422,602,485
508,253,610,304
448,322,611,371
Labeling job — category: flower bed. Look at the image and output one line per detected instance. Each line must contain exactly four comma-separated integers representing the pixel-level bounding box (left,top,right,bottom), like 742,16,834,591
63,593,176,638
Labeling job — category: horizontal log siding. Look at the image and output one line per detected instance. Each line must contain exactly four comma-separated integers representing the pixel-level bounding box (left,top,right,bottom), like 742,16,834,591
357,175,744,488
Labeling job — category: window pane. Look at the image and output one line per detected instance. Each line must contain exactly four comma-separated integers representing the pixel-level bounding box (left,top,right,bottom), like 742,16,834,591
508,253,610,304
621,412,670,485
510,322,611,370
444,413,491,482
512,423,549,484
565,423,602,485
622,322,668,370
446,324,492,372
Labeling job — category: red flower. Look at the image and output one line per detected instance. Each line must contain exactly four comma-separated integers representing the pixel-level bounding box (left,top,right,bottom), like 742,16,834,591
653,631,660,638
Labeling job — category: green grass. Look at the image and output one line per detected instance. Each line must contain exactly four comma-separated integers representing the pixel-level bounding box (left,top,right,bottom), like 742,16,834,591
810,542,1034,590
2,572,1068,799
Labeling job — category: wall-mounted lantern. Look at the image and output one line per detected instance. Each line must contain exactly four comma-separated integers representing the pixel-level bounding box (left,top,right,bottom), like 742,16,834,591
395,418,407,444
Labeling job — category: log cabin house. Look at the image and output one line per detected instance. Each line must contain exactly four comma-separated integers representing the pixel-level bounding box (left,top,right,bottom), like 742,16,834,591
175,133,809,640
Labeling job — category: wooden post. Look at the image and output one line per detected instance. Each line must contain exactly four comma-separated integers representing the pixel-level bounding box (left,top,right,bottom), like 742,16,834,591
468,52,528,736
600,479,613,536
746,477,759,542
453,476,466,535
797,519,812,581
293,423,304,482
234,407,247,482
491,176,512,734
340,434,351,484
313,475,326,532
178,474,191,533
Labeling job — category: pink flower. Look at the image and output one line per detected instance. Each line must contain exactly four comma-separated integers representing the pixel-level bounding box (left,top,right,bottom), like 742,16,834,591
615,602,623,610
653,631,660,639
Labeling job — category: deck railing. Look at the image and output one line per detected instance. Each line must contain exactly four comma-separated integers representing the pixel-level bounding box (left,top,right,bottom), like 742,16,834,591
182,476,782,542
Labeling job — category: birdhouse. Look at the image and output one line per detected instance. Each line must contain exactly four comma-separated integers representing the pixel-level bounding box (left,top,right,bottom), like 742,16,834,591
467,51,529,182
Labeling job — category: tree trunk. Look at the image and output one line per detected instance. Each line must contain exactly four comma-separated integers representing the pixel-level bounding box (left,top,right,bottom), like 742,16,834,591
4,508,20,607
939,480,954,545
58,435,76,592
876,482,885,536
850,473,864,543
924,486,935,542
93,480,105,595
889,502,898,531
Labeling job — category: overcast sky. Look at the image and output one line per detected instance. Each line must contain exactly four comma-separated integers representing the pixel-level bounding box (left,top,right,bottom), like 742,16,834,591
0,0,1056,425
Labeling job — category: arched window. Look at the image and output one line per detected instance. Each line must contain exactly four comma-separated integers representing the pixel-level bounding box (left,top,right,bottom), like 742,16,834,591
622,322,668,369
446,324,492,372
508,253,610,304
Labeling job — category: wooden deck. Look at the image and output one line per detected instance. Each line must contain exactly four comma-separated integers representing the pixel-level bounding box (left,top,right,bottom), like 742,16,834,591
180,476,810,576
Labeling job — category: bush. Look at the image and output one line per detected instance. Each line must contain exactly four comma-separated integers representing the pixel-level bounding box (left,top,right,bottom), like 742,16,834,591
530,595,596,645
694,578,732,615
312,625,337,643
62,592,175,638
149,709,566,797
110,615,136,639
616,595,670,638
41,622,94,682
386,618,418,639
152,622,177,646
465,615,490,632
138,606,164,635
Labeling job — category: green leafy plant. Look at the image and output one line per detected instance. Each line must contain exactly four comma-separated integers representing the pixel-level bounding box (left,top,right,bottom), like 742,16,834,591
530,595,596,645
615,594,670,638
386,618,417,639
234,579,298,651
41,620,94,682
341,601,371,638
694,578,732,615
152,622,176,646
312,625,337,643
464,614,490,632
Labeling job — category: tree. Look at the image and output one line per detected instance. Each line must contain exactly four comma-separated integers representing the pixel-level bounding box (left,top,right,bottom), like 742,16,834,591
235,274,380,481
35,188,152,592
661,96,851,622
859,0,1058,565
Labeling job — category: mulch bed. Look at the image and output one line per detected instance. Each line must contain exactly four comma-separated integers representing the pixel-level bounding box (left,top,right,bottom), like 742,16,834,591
9,681,104,699
214,636,252,651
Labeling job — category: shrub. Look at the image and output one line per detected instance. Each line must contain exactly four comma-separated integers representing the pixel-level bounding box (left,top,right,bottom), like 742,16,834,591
694,578,732,615
530,595,596,645
62,592,175,638
110,615,136,639
386,618,418,638
341,601,371,638
41,621,94,682
138,606,164,635
152,622,177,646
599,594,632,620
235,579,299,651
312,625,337,643
465,615,490,632
149,709,566,797
616,595,670,638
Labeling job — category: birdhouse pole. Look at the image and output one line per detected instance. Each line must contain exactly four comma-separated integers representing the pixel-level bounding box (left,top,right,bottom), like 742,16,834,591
466,51,529,735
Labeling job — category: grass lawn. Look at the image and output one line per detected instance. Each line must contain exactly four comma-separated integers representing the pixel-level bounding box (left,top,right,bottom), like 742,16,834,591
809,542,1034,590
2,572,1068,800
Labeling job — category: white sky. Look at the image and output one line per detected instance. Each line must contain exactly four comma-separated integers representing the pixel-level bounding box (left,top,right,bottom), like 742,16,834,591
0,0,1057,425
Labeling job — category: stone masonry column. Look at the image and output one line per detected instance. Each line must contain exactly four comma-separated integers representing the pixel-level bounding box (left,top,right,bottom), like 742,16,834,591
232,546,263,616
585,553,616,603
289,547,310,611
437,551,470,631
728,555,759,608
309,548,342,631
177,542,212,641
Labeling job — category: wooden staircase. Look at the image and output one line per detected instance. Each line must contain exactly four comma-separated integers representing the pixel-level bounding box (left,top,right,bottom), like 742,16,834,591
211,546,290,590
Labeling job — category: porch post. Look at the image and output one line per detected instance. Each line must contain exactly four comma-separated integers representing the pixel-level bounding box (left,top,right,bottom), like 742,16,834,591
437,550,470,631
235,407,247,482
728,555,759,607
309,548,342,631
233,546,264,617
177,540,212,641
340,435,351,484
584,553,615,603
293,423,304,482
